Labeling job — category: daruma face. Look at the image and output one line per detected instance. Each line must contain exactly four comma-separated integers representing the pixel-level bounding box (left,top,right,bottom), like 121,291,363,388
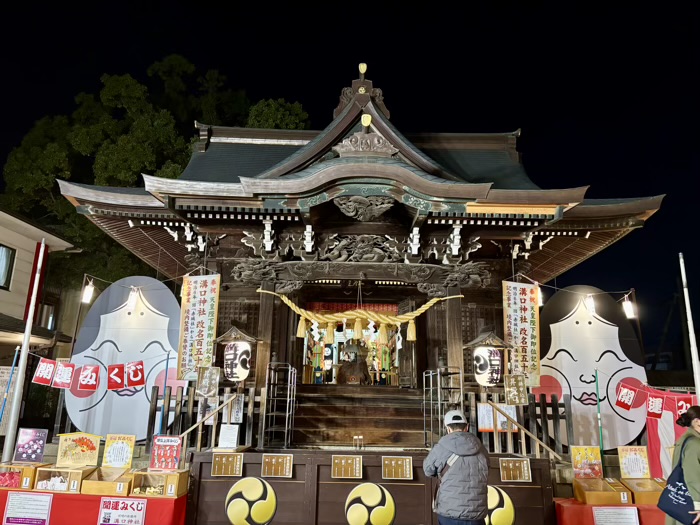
534,295,647,448
65,277,187,441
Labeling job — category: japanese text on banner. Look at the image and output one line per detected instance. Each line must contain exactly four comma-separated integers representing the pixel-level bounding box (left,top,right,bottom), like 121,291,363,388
502,281,540,387
177,274,220,380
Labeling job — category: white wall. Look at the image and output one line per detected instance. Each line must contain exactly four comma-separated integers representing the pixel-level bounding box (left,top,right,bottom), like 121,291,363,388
0,226,38,318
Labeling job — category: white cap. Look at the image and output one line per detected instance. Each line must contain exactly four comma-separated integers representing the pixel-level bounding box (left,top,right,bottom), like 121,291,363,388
444,410,467,427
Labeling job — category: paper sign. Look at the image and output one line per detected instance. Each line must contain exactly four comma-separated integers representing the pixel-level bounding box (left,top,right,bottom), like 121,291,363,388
31,358,56,386
646,395,663,419
571,446,603,479
78,365,99,391
381,456,413,480
222,394,244,424
592,506,640,525
97,497,147,525
618,446,650,479
3,491,52,525
218,424,240,448
615,384,637,411
13,428,48,463
56,432,100,467
103,434,136,468
261,454,293,478
149,435,182,471
477,403,517,432
211,452,243,477
331,455,363,479
499,457,532,482
51,362,75,389
107,364,126,391
126,361,145,388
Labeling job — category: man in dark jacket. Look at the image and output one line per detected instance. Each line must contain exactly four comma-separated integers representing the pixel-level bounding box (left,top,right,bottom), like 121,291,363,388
423,410,489,525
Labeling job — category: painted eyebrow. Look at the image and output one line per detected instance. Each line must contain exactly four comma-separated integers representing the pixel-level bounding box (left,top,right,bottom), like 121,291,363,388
595,350,626,363
545,348,578,362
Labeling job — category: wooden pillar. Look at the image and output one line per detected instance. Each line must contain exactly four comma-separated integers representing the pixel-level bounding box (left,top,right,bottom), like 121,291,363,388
255,281,275,394
446,286,464,395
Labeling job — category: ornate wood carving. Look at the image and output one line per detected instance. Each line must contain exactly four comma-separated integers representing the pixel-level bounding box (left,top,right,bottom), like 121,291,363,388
332,132,399,158
319,234,402,263
333,196,394,222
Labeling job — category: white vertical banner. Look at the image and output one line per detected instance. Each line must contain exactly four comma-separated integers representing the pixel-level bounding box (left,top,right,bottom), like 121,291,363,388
502,281,540,387
177,274,221,380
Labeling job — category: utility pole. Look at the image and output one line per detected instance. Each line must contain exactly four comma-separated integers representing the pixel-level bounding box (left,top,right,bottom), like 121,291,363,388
679,253,700,395
1,239,45,463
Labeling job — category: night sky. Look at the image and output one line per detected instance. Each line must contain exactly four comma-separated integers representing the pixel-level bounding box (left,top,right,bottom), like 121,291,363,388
2,4,698,360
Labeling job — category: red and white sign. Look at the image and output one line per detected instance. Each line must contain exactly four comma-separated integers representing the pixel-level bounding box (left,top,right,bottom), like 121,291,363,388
107,364,126,391
126,361,145,387
615,384,638,411
676,395,693,417
97,497,147,525
646,395,663,419
32,358,57,386
51,362,75,389
78,364,99,391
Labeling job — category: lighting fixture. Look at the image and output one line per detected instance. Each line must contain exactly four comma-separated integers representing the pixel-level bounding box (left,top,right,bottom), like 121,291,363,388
622,295,636,319
126,287,139,311
82,280,95,303
584,294,596,314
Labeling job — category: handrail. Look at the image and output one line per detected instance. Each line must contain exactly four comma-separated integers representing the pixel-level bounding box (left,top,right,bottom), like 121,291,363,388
179,393,238,440
486,401,566,463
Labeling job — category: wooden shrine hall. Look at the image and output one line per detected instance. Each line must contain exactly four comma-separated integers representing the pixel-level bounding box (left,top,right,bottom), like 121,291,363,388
58,63,664,525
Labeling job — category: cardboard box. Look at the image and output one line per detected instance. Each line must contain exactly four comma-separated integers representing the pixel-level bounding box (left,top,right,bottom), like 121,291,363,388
620,477,666,505
81,467,133,496
0,463,51,490
34,465,96,493
130,469,189,498
573,477,632,505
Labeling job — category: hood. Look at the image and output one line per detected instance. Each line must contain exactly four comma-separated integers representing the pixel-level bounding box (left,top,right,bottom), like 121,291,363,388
440,431,484,456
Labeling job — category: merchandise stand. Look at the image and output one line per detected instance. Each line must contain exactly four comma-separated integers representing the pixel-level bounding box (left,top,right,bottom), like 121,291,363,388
0,490,186,525
555,497,665,525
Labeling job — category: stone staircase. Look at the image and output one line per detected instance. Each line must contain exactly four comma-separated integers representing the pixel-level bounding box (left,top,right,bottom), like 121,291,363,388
290,384,427,449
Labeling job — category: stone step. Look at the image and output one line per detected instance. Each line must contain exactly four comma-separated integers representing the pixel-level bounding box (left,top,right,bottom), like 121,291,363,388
295,405,425,418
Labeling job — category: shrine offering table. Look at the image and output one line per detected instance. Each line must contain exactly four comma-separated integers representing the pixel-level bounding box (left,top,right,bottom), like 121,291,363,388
555,497,665,525
0,490,186,525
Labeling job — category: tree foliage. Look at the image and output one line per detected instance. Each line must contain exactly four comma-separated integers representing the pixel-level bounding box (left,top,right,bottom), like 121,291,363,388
247,98,310,130
1,54,311,288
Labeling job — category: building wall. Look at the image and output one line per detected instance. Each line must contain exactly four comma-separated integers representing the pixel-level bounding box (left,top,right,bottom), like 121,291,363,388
0,225,41,319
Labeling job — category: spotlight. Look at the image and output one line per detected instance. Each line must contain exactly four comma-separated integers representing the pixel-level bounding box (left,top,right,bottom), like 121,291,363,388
82,280,95,303
623,295,636,319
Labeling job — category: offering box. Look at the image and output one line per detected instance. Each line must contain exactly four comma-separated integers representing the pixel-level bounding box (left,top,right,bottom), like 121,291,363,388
620,477,666,505
81,467,133,496
0,462,51,490
34,465,96,493
130,468,189,498
573,477,632,505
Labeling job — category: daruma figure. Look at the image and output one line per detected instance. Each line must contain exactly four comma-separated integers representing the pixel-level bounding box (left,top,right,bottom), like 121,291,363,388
533,285,647,449
65,276,186,440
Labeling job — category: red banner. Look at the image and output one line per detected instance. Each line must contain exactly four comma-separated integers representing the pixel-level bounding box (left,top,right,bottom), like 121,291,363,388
614,383,638,411
31,358,56,386
51,362,75,389
78,365,99,391
646,394,663,419
126,361,145,387
675,395,693,417
107,364,126,391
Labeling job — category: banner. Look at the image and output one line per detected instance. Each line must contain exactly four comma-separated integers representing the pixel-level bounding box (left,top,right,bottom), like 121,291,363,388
502,281,540,386
177,274,221,380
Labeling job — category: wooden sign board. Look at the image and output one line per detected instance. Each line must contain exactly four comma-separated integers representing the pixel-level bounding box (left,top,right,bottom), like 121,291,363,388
381,456,413,480
499,457,532,482
211,452,244,477
331,455,363,479
504,374,528,405
261,453,293,478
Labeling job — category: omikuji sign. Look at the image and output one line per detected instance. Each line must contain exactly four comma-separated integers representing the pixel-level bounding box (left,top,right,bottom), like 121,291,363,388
177,274,221,380
502,281,540,387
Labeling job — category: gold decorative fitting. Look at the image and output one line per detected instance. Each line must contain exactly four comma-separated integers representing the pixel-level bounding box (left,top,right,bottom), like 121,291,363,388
361,114,372,127
359,63,367,74
358,86,366,94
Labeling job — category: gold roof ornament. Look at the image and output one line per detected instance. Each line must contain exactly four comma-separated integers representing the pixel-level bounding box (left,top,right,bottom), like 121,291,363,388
361,114,372,132
359,63,367,80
